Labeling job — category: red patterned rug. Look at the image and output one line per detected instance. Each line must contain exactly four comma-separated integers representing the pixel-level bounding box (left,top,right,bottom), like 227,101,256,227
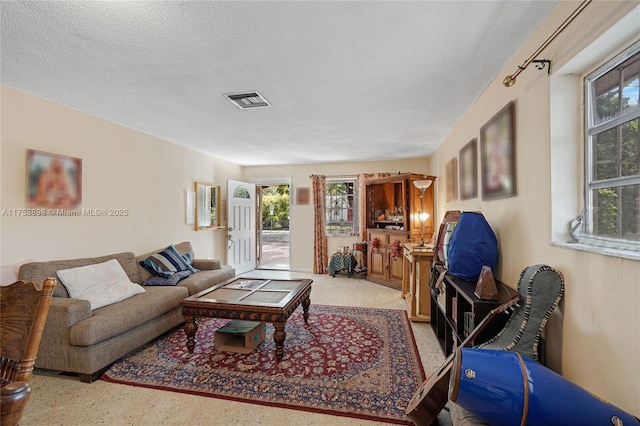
102,304,425,425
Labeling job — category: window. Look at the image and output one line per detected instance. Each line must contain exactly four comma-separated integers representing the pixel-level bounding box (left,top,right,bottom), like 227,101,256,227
325,178,358,236
583,41,640,251
233,186,251,199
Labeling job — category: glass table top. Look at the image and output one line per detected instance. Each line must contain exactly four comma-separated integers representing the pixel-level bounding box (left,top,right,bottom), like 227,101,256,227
195,278,309,306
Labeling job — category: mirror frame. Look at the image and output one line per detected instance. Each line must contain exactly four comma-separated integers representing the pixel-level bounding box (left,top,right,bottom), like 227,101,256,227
194,182,221,230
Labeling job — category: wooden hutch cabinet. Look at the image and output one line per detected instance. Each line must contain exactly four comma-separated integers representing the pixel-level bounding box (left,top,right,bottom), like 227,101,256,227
365,173,436,289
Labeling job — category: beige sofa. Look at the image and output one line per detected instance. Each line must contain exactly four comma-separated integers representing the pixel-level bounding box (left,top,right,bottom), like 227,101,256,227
18,241,235,383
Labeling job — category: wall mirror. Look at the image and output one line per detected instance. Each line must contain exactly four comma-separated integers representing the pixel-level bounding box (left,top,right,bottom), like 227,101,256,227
195,182,220,230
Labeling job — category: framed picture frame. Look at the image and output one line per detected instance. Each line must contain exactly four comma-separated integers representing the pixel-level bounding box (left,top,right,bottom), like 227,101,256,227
296,187,310,205
26,149,82,209
459,138,478,200
480,101,516,200
445,157,458,202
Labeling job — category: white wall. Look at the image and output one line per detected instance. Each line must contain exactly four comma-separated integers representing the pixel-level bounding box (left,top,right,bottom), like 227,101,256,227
242,158,432,272
1,87,242,276
432,1,639,415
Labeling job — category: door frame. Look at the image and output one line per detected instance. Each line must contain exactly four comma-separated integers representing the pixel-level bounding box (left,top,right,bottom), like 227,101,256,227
251,177,291,270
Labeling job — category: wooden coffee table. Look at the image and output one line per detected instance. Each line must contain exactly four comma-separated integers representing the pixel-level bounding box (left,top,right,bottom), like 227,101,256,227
181,277,312,360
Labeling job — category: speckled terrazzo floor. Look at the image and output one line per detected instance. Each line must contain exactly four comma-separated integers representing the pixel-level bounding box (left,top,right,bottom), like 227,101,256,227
22,270,453,426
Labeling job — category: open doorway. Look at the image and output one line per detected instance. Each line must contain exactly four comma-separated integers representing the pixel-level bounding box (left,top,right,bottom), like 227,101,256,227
257,183,290,270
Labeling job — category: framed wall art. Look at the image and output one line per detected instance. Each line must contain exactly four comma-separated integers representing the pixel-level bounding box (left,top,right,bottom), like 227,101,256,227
459,138,478,200
26,149,82,209
296,187,310,205
480,101,516,200
445,157,458,202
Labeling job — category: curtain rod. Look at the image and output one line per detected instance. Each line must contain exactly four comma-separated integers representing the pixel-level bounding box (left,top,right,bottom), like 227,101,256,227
503,0,592,87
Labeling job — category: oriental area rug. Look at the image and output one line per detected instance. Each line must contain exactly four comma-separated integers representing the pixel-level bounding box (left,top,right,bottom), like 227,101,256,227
102,304,426,425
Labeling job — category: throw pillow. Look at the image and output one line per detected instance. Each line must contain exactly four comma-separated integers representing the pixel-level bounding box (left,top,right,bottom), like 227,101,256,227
143,269,193,286
139,244,198,278
182,251,194,264
56,259,145,310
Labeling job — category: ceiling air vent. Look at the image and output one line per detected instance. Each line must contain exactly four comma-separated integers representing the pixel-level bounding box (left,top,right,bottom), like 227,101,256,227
225,91,270,109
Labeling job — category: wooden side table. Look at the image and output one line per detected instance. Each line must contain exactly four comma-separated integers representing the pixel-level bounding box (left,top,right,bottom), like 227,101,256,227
402,243,434,322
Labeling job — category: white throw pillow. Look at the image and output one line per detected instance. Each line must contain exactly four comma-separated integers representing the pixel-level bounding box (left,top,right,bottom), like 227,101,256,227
56,259,145,310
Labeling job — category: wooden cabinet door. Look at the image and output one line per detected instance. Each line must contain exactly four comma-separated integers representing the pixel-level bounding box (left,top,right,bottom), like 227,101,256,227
414,258,432,318
369,249,386,280
388,252,404,285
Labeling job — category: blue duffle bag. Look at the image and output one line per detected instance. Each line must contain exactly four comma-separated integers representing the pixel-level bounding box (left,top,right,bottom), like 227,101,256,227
447,212,497,281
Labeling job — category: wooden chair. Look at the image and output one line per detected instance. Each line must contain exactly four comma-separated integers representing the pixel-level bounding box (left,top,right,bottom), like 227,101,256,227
1,278,56,426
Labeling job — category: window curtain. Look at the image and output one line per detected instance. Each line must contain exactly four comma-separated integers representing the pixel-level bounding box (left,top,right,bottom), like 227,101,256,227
311,175,328,274
357,173,391,242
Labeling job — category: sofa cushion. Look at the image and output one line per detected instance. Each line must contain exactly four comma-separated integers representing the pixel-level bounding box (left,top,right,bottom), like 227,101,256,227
172,241,195,259
18,252,141,297
69,286,189,346
143,270,192,286
57,259,146,310
178,266,236,295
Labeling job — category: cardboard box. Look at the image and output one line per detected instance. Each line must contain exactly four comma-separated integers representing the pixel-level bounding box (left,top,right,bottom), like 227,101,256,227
214,320,266,354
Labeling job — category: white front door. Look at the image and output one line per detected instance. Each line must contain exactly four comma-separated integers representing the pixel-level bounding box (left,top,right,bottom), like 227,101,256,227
227,180,256,274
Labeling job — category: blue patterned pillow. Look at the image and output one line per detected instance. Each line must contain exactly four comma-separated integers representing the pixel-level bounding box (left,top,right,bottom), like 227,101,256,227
143,270,193,286
139,245,198,278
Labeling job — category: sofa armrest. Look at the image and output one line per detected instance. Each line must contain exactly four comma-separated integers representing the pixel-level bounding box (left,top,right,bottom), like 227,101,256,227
48,297,93,327
35,297,92,371
192,259,221,270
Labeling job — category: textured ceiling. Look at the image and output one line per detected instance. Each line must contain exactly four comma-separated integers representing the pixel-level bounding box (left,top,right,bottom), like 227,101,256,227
1,1,558,166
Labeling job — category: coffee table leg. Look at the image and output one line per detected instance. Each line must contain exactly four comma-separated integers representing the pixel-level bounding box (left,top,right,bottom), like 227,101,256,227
302,297,311,323
184,315,198,354
273,322,286,360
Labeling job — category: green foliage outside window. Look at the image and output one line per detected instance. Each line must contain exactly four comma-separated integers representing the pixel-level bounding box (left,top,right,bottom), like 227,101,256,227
261,185,290,226
587,46,639,244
